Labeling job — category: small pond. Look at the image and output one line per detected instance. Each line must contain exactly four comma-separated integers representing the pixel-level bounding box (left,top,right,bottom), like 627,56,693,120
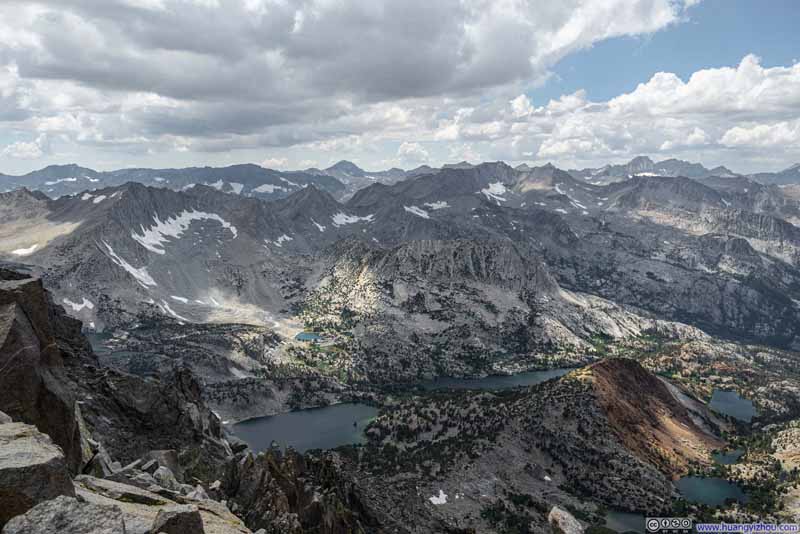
294,332,322,342
712,449,744,465
232,402,378,453
676,476,748,507
709,390,757,422
419,368,571,390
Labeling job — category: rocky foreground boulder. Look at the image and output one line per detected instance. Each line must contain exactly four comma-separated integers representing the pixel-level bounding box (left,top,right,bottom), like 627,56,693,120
0,420,75,527
0,275,90,474
2,495,126,534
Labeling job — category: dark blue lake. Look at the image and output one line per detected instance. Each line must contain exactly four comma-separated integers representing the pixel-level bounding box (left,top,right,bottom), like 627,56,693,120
233,403,378,453
709,390,757,422
676,476,748,507
419,368,571,390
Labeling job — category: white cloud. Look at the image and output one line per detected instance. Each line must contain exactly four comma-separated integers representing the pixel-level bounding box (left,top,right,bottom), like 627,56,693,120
2,134,49,159
397,141,429,163
1,1,796,174
0,0,695,171
721,120,800,148
261,157,288,169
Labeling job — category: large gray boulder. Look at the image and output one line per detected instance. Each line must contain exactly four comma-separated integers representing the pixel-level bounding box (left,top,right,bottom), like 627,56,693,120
0,278,87,474
2,495,126,534
74,475,170,506
548,506,584,534
151,504,204,534
0,422,75,527
153,466,181,492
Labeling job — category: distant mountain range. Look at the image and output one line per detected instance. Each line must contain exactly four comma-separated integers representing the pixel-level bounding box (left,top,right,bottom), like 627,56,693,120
3,156,799,200
4,158,800,354
568,155,738,184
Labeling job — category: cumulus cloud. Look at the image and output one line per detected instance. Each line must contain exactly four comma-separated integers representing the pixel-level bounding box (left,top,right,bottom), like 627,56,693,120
2,133,50,159
509,56,800,169
1,1,797,173
261,157,289,169
721,120,800,148
0,0,699,171
397,141,430,163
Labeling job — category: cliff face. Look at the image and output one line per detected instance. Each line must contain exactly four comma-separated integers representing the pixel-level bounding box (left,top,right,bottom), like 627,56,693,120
0,272,89,474
223,449,382,534
0,269,231,481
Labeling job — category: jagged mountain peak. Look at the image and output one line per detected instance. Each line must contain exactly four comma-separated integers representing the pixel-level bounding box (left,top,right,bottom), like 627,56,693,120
278,183,341,212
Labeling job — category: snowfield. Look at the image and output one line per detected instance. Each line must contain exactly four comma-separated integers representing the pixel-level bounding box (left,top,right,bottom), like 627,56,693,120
131,210,238,254
102,240,158,287
331,212,375,227
404,205,430,219
480,182,508,202
63,297,94,312
10,244,38,256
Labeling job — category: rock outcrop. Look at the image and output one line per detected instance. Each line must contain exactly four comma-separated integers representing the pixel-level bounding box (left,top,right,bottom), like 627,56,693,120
548,506,584,534
151,504,204,534
2,495,126,534
0,274,88,474
0,269,232,484
223,449,378,534
0,422,75,527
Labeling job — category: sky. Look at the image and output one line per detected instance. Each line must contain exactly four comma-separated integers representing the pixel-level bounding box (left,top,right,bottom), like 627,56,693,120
0,0,798,175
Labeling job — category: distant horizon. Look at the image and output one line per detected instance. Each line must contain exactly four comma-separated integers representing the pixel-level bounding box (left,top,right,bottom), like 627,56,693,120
3,154,799,178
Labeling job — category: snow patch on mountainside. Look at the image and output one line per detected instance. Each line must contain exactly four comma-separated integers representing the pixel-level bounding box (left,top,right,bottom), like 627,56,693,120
63,297,94,312
429,490,448,505
11,244,38,256
272,234,293,247
160,299,188,322
480,182,507,202
424,201,450,210
253,184,287,194
102,240,158,287
404,205,430,219
44,177,78,185
131,210,238,254
311,218,326,232
331,212,375,227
